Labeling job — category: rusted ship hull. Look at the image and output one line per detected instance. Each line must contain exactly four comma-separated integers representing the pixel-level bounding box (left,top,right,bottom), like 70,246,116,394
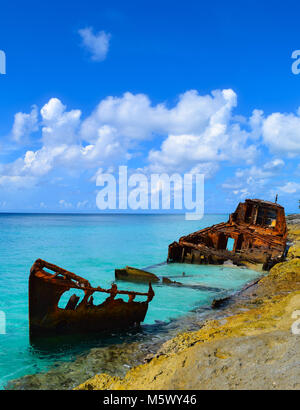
115,266,160,283
29,259,154,340
168,199,288,269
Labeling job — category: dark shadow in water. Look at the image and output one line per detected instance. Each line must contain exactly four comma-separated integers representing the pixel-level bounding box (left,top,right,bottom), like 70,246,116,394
28,321,170,360
144,261,167,270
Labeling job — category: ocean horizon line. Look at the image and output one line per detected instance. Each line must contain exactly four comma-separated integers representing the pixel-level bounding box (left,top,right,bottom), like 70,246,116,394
0,211,229,216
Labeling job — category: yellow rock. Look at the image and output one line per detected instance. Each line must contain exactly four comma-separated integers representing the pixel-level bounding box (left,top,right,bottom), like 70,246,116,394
76,291,300,390
288,242,300,259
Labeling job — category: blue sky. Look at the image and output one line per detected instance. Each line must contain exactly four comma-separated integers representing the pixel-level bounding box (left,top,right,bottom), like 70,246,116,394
0,0,300,213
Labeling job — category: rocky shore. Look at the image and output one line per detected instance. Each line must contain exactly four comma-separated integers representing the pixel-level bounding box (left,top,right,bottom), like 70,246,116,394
76,215,300,390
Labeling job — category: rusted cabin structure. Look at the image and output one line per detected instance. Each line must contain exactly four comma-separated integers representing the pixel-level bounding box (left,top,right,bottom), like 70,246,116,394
168,199,287,268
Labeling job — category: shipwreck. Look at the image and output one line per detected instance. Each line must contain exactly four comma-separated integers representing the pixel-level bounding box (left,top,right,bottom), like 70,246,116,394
168,199,288,269
29,259,154,340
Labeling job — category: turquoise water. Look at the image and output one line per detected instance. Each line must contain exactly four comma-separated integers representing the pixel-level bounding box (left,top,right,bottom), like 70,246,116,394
0,213,260,388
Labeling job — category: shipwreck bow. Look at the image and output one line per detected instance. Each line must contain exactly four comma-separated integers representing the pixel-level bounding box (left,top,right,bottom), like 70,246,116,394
29,259,154,340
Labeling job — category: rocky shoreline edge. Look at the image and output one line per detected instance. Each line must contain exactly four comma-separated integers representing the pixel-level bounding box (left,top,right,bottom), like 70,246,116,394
76,214,300,390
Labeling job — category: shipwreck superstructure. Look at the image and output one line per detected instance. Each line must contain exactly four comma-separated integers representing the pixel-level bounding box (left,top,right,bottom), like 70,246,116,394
29,259,154,340
168,199,287,268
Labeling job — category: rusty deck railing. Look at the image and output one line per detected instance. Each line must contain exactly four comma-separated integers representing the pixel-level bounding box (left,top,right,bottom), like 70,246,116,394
30,258,154,303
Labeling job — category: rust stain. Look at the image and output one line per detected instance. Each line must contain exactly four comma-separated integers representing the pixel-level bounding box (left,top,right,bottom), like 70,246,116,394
168,199,287,269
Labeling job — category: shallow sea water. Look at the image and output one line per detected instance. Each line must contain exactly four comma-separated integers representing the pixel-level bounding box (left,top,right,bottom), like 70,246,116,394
0,213,260,389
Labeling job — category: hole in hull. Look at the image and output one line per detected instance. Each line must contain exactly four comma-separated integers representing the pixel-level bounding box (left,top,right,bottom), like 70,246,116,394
226,237,235,251
58,289,85,309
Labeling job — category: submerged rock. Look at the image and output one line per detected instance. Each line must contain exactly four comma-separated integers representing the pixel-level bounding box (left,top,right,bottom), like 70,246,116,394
162,276,226,292
6,340,159,390
211,296,231,309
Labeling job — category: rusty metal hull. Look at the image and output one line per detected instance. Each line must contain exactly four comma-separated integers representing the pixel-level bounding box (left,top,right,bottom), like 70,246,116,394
168,199,288,268
29,259,154,340
115,266,160,283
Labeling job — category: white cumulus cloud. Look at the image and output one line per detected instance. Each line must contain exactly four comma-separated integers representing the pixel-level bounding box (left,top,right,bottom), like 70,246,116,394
278,181,300,194
41,98,81,146
1,89,299,198
78,27,111,61
11,105,38,142
147,89,257,173
222,159,285,199
262,109,300,156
